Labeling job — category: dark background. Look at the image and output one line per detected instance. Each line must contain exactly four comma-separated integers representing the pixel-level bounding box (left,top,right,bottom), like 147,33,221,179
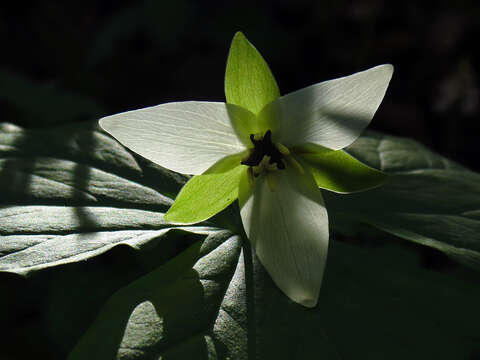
1,0,479,170
1,2,480,359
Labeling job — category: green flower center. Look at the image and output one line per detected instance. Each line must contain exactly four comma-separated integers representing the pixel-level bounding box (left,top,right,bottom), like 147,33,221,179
241,130,285,173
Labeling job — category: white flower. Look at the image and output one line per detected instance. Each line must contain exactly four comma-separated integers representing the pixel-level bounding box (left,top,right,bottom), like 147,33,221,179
99,33,393,307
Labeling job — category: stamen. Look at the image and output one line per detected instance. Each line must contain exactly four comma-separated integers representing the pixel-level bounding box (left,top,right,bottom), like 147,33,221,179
265,161,278,172
252,156,266,176
266,172,276,192
275,142,290,156
247,167,254,186
286,156,305,175
241,130,287,176
253,133,263,142
261,155,271,166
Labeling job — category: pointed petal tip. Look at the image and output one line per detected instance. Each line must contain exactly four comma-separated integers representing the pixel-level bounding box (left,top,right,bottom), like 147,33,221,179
98,116,118,136
363,64,393,83
233,31,246,39
294,294,319,308
385,63,394,71
240,169,328,309
230,31,248,46
376,63,394,79
98,116,109,131
98,114,125,134
264,63,394,150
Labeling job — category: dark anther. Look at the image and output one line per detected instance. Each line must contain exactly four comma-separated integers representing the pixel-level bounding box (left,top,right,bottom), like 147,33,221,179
241,130,286,170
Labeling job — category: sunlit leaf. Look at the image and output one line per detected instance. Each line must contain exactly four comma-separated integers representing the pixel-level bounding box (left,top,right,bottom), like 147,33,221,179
326,131,480,269
69,236,480,359
1,123,479,359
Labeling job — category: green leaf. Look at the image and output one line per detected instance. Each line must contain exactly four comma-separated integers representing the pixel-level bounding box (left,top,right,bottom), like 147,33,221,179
344,130,466,172
226,104,262,147
325,131,480,269
2,123,479,359
0,121,200,275
225,32,280,115
68,230,243,360
68,236,480,359
298,148,387,193
165,156,246,224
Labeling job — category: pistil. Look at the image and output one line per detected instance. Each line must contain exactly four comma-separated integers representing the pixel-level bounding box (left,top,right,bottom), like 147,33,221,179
241,130,285,171
241,129,304,191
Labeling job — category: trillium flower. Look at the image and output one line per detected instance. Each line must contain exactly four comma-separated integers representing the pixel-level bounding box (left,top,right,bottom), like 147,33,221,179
99,32,393,307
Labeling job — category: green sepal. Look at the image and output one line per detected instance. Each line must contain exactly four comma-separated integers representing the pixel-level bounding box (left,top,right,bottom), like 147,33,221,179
298,148,388,194
226,104,259,147
164,154,246,224
225,32,280,115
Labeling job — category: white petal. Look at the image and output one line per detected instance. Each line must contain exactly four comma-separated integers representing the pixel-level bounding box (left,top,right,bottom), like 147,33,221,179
239,168,329,307
262,64,393,149
99,101,246,175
